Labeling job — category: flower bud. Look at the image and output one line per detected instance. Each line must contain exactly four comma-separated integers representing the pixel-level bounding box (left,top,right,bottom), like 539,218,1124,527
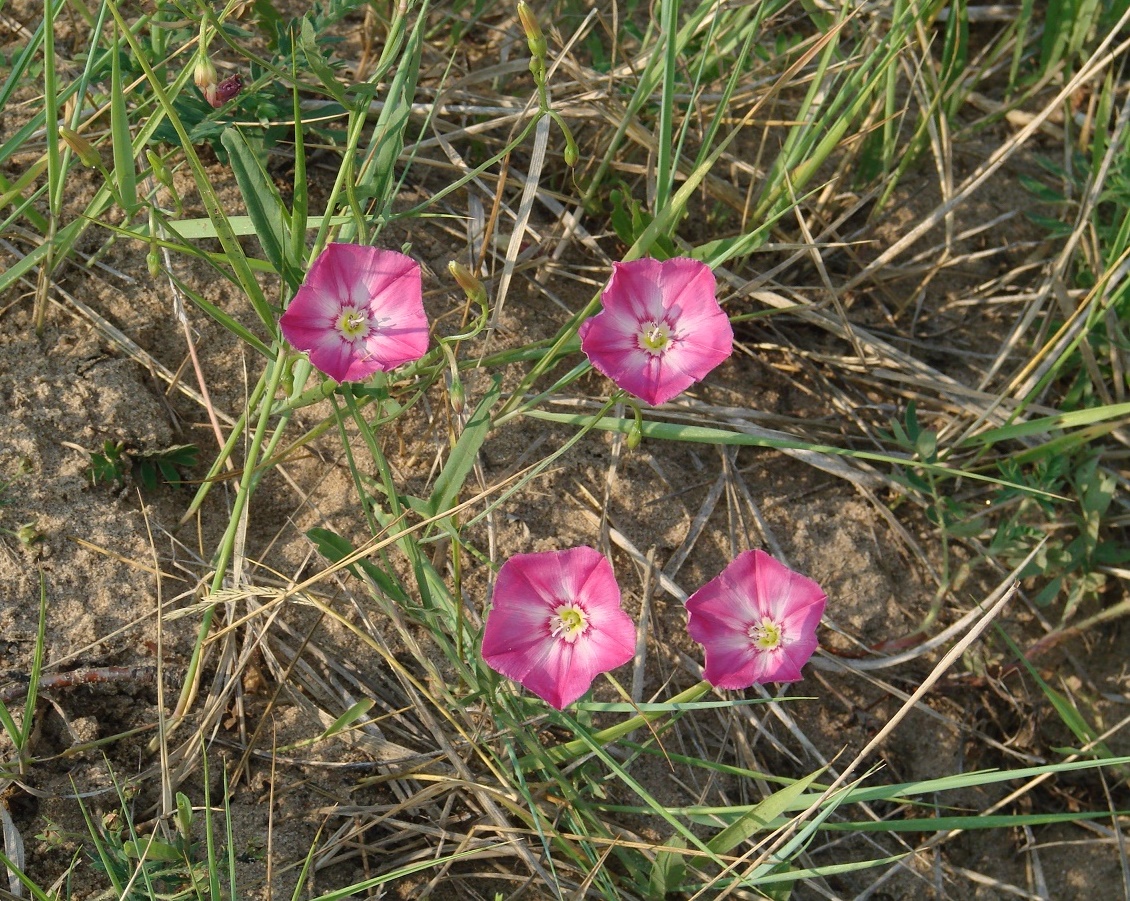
59,127,102,168
194,55,218,106
146,149,174,190
448,261,488,307
449,375,465,414
551,113,578,167
517,2,547,60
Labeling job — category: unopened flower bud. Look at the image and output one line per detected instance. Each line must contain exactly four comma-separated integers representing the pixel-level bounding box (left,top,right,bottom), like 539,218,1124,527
550,113,578,167
448,261,488,306
449,376,465,414
194,56,218,106
146,149,174,190
59,127,102,168
517,2,547,60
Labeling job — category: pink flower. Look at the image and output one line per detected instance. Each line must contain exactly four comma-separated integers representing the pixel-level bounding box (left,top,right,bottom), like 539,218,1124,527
481,547,636,709
279,243,428,383
686,550,826,689
578,257,733,406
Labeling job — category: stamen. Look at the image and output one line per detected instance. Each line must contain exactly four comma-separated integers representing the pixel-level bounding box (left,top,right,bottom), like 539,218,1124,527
747,617,783,651
338,307,371,340
550,603,589,643
637,320,671,354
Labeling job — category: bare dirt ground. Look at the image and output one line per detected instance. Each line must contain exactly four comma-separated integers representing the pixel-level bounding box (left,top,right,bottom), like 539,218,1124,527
1,6,1128,901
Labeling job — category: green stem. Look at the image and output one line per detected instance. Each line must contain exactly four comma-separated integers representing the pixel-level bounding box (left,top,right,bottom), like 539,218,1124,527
654,0,678,213
523,681,712,769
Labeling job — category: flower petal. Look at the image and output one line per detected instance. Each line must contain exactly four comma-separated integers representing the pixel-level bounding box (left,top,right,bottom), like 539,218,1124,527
605,259,667,323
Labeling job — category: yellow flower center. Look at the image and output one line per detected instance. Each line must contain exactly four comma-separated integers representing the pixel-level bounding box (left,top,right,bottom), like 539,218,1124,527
337,307,371,340
748,617,783,651
638,320,671,354
550,603,589,643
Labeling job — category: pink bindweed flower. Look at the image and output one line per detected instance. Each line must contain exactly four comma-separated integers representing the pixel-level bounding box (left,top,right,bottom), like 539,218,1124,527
280,243,429,383
686,550,826,689
578,257,733,406
481,547,636,710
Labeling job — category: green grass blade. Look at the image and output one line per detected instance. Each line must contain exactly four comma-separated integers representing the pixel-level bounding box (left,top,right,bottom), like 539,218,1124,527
306,845,511,900
355,6,427,225
320,698,376,740
110,22,139,215
289,51,309,264
653,0,678,213
521,410,1059,497
105,0,275,331
21,573,47,753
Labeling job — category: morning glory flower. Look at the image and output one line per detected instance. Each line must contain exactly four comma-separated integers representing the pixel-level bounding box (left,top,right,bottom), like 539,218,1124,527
481,547,636,710
279,243,429,383
578,257,733,406
686,550,826,688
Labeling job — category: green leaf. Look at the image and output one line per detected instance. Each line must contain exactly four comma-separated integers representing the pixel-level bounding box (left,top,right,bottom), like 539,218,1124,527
306,527,408,601
707,766,827,856
109,24,137,215
123,837,181,862
320,698,375,739
425,377,501,520
647,835,686,899
300,17,347,104
175,792,193,840
998,627,1115,762
221,127,293,284
356,14,424,218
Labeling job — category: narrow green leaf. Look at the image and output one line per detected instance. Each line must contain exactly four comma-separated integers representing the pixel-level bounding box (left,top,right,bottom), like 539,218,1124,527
0,700,20,751
821,809,1130,831
221,127,292,281
22,573,48,749
425,377,501,518
964,402,1130,448
320,698,375,739
300,18,347,105
289,50,308,264
307,845,509,900
131,213,351,240
708,767,827,855
356,13,424,218
648,835,687,899
122,837,181,862
110,24,138,215
306,527,409,602
105,0,274,329
998,628,1114,761
522,409,1060,498
175,791,193,839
